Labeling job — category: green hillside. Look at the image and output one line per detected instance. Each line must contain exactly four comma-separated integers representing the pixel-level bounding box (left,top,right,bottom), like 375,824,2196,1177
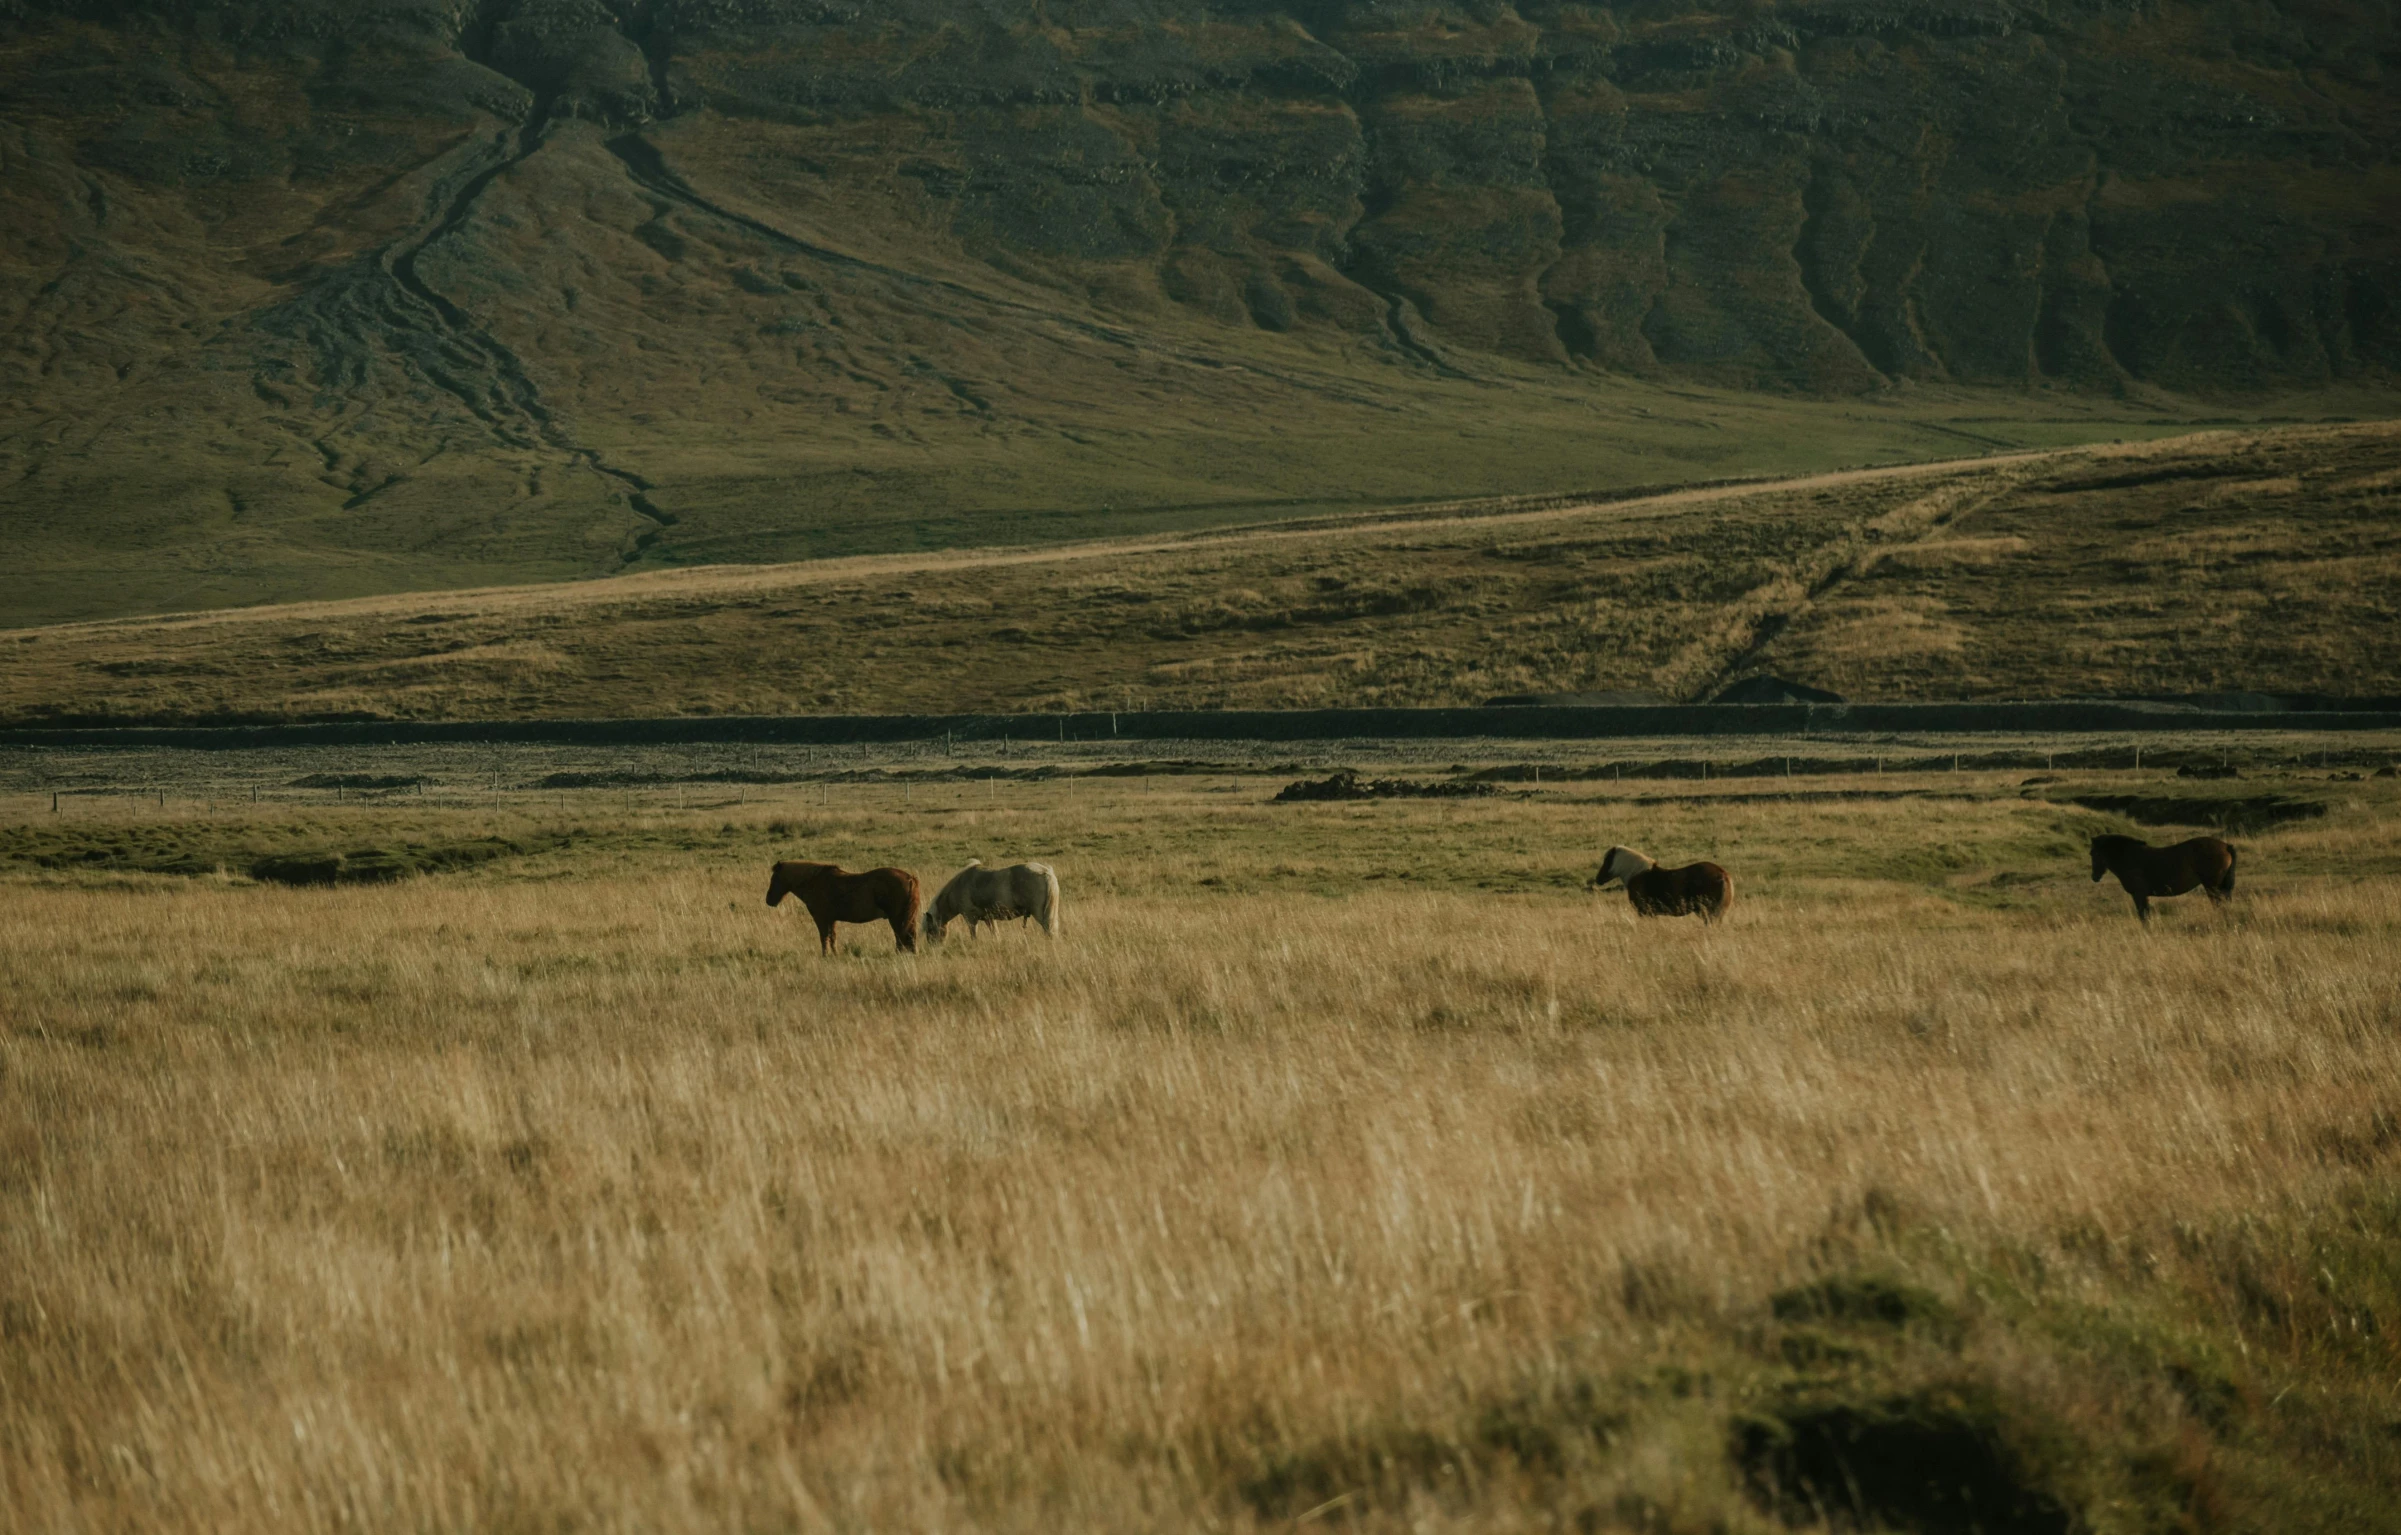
3,1,2396,627
6,420,2394,724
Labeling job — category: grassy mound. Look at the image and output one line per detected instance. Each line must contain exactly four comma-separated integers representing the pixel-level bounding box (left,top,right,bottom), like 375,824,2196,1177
0,824,548,885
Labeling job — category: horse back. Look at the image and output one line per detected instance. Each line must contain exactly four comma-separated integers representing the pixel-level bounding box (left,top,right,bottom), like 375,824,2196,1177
949,862,1052,919
1629,861,1733,919
2107,836,2234,897
783,863,913,922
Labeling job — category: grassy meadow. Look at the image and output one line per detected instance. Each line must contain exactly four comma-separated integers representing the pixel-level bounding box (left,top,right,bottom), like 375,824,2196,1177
7,419,2396,724
6,750,2400,1531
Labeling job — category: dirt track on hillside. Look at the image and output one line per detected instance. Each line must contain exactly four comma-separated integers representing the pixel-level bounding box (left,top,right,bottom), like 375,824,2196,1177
49,424,2342,638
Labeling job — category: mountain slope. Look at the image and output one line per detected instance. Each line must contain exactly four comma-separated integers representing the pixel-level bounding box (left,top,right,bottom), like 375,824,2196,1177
2,1,2396,627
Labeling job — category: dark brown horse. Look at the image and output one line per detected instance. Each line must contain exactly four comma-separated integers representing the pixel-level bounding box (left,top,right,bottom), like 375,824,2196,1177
766,861,923,953
2089,834,2236,923
1590,845,1734,923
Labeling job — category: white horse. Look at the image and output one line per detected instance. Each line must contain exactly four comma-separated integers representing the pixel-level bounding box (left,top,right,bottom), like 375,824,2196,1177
922,859,1062,944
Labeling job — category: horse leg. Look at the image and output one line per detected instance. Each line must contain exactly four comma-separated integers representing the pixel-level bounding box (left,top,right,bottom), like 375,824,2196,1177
2131,892,2151,924
817,918,838,954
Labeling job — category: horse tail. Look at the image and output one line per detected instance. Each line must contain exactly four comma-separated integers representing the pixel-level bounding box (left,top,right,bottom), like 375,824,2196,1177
1042,864,1062,937
897,871,924,951
2221,842,2238,895
1712,867,1735,923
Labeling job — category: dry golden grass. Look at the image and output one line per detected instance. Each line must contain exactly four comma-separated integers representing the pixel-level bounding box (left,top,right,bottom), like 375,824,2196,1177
5,420,2396,724
5,773,2399,1530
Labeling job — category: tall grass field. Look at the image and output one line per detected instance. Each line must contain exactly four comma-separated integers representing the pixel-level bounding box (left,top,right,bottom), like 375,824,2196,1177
5,764,2399,1531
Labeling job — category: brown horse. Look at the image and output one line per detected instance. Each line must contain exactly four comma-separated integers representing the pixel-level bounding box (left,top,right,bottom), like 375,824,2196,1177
1590,845,1734,923
765,861,923,953
2089,834,2236,923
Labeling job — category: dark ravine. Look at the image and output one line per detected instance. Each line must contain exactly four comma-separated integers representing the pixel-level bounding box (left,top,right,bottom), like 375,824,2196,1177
371,70,681,560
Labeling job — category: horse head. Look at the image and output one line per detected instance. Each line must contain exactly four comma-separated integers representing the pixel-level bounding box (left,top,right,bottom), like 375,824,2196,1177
2088,836,2121,883
765,864,791,906
1589,845,1644,889
921,909,950,945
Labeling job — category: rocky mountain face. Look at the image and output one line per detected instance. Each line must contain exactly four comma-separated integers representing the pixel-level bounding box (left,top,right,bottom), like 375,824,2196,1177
3,0,2396,621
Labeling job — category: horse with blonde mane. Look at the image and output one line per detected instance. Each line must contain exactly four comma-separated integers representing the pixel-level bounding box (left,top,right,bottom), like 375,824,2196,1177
765,861,923,953
1589,846,1734,923
922,859,1062,945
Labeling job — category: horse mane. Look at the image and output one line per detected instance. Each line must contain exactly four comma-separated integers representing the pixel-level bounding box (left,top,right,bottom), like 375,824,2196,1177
897,869,925,940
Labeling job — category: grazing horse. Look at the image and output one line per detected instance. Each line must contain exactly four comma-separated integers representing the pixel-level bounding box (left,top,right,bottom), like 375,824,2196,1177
1589,845,1734,923
2089,834,2236,923
923,859,1062,944
765,861,922,953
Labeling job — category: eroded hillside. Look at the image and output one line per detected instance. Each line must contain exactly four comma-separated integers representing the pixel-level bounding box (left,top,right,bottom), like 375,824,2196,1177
3,1,2396,623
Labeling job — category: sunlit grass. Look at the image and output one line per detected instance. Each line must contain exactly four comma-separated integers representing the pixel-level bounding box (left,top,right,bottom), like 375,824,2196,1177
4,778,2397,1529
